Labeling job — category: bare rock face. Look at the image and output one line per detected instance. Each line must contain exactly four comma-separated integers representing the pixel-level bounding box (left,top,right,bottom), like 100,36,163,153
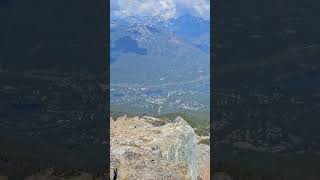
198,144,210,180
196,135,210,180
110,116,199,180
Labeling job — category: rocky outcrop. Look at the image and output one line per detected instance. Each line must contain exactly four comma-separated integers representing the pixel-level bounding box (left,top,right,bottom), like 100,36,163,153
110,115,199,180
198,143,210,180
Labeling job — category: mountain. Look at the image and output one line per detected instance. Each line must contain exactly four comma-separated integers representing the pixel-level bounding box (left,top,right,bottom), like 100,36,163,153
110,15,210,115
110,14,210,63
171,15,210,53
110,18,209,84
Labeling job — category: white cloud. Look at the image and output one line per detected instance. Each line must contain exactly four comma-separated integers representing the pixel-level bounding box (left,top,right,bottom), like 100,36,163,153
111,0,210,20
112,0,176,19
175,0,210,19
193,0,210,17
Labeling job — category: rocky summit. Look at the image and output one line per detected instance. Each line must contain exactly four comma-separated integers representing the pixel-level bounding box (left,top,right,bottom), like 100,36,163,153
110,115,200,180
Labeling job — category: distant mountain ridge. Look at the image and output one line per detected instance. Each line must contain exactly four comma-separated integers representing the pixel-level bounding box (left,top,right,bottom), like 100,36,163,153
110,14,210,115
110,14,210,59
110,15,209,85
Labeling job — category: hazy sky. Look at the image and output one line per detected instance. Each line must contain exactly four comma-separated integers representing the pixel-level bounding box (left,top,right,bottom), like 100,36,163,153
111,0,210,20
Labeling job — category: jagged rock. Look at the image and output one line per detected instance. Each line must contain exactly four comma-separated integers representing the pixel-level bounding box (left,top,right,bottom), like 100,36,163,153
198,144,210,180
110,116,199,180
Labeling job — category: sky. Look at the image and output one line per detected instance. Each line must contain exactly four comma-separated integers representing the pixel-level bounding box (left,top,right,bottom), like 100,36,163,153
110,0,210,20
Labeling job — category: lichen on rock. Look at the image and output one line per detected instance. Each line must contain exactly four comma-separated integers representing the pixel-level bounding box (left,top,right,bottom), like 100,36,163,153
110,115,200,180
